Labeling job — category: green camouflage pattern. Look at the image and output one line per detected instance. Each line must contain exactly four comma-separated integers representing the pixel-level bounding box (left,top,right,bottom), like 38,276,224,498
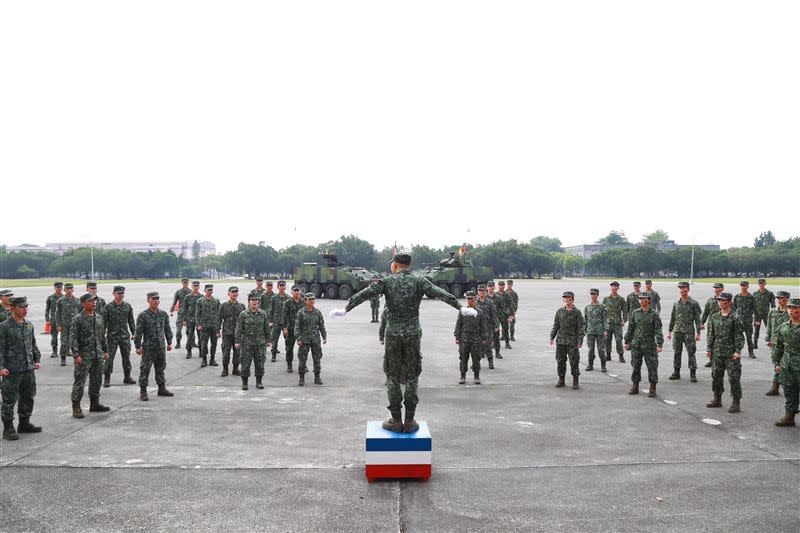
134,309,173,350
774,321,800,413
707,312,745,357
411,252,493,298
195,296,221,329
294,307,327,344
550,307,584,346
583,303,608,335
454,308,486,343
1,371,36,422
170,287,192,319
753,289,775,319
218,301,245,336
294,253,378,300
235,309,270,347
624,308,664,350
101,301,136,340
0,318,41,372
54,295,81,356
626,292,642,315
668,298,702,334
70,313,108,359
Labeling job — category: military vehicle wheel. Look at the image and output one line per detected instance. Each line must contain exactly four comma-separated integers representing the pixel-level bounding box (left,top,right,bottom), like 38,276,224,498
449,283,464,299
438,282,449,293
325,284,339,299
298,283,309,294
338,284,353,299
310,283,323,299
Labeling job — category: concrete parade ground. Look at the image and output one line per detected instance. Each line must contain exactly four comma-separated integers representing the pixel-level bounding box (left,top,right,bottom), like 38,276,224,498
1,280,798,533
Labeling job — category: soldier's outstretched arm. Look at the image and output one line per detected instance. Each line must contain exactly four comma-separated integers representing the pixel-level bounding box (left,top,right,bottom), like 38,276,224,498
421,279,461,311
345,281,385,312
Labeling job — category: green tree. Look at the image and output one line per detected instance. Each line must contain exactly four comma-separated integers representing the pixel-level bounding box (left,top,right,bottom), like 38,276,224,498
597,231,630,245
641,229,670,245
754,231,776,248
318,235,378,270
529,236,563,252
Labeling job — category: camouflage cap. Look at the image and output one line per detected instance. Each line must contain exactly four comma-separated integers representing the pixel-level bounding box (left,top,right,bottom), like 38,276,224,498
633,281,641,286
147,291,160,299
739,280,749,286
64,283,74,289
181,278,189,282
86,281,97,289
716,292,733,301
304,292,316,300
589,288,599,295
291,285,300,291
465,291,476,299
277,280,286,286
713,283,724,289
10,296,28,307
757,278,766,283
776,291,790,299
0,289,14,297
498,280,506,286
645,280,653,284
54,281,64,288
266,281,273,286
192,281,200,286
487,281,495,287
80,293,97,303
371,275,379,280
638,291,651,300
255,276,264,281
113,285,125,293
677,281,690,288
477,284,487,290
506,280,514,285
248,293,260,301
562,291,574,298
610,281,620,287
228,286,239,292
788,298,800,308
391,252,412,266
204,284,213,290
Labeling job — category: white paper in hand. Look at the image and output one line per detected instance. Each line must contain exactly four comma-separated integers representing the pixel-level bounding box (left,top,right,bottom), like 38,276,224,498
460,307,478,317
329,309,347,319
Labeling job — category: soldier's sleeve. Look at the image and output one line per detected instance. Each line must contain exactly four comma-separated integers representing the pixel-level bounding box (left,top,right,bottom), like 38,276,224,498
549,310,561,342
701,301,709,325
707,318,716,351
170,290,179,313
602,305,609,329
455,313,463,338
576,311,585,346
295,310,303,337
0,323,8,370
420,278,461,311
318,310,327,341
100,305,110,337
771,324,783,365
45,297,52,322
346,281,384,312
731,297,738,314
655,314,664,347
379,309,387,341
194,298,202,324
70,316,80,356
765,311,773,342
769,292,775,309
668,304,676,332
127,305,136,335
265,297,273,322
622,298,628,322
234,312,244,344
261,313,270,342
623,313,635,345
134,313,144,349
54,300,61,327
582,306,589,336
478,309,487,338
734,317,745,353
30,324,41,363
99,317,109,353
692,301,702,333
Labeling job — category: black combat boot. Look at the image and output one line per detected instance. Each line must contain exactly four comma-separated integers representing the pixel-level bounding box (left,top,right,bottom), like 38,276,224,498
139,387,149,401
175,340,181,349
123,373,136,385
200,355,208,367
72,400,85,418
50,351,58,358
690,369,697,383
488,356,494,370
706,393,722,408
287,362,293,373
766,382,780,396
256,378,264,389
705,360,712,367
17,416,42,433
728,399,740,413
60,356,67,367
572,376,579,390
314,372,323,385
628,382,639,395
606,354,611,362
669,370,681,380
186,349,192,359
382,411,403,432
504,342,512,349
89,398,110,412
271,353,277,362
242,377,249,390
232,364,240,376
601,360,607,372
619,355,626,363
2,419,19,440
298,373,305,386
474,371,481,385
775,410,796,427
555,376,565,388
585,361,594,371
403,410,419,433
495,350,503,359
221,366,229,377
459,373,466,385
648,383,657,398
208,356,218,366
157,386,174,397
103,374,111,388
748,351,756,359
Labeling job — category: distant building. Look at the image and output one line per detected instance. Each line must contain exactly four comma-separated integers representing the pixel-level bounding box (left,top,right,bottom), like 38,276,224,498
565,240,720,260
4,241,216,259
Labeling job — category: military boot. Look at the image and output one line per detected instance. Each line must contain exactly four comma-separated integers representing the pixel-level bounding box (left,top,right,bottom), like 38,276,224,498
287,362,293,373
123,373,136,385
50,351,58,358
765,382,780,396
103,374,111,388
271,353,277,362
382,411,403,432
60,356,67,367
221,366,229,377
157,386,173,397
488,357,494,370
241,377,248,390
175,340,181,349
648,383,657,398
256,378,264,390
298,373,305,386
200,355,208,367
628,382,639,395
89,398,111,412
555,376,565,388
232,364,240,376
619,355,626,363
668,370,680,380
704,360,712,367
208,356,218,367
403,411,419,433
706,393,722,408
473,372,481,385
186,349,192,359
504,342,512,349
17,417,42,433
601,360,607,373
606,354,611,362
495,350,503,359
585,361,594,371
748,351,756,359
459,373,466,385
2,419,19,441
314,372,323,385
139,387,149,401
775,410,796,427
690,369,697,383
727,399,740,413
72,401,85,418
572,376,579,390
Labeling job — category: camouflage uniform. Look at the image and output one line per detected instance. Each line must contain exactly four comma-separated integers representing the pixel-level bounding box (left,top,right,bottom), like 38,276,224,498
496,291,512,345
648,289,661,314
282,297,304,366
101,300,136,380
701,293,722,367
454,308,485,377
603,294,627,358
0,306,10,324
476,297,500,363
45,292,62,353
54,295,81,359
346,270,461,418
70,312,108,403
235,308,269,382
195,296,220,363
0,315,41,425
550,307,584,379
379,307,388,342
295,306,327,377
668,297,702,371
267,293,290,358
626,291,642,316
134,307,173,388
733,293,757,355
583,302,607,369
508,289,519,340
218,300,245,372
766,307,790,387
93,297,107,317
181,291,202,352
260,290,273,313
487,293,503,355
775,319,800,414
370,294,381,322
707,311,745,400
624,307,663,385
753,288,775,347
170,287,191,345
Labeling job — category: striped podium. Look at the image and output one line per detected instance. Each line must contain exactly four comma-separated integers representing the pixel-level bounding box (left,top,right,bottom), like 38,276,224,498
365,421,431,482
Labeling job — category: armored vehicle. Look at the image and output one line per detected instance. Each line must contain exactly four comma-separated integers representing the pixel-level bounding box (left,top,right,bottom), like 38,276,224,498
412,251,494,298
293,253,379,299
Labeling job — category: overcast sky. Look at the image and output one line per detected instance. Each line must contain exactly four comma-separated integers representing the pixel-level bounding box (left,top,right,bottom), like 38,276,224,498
2,1,797,253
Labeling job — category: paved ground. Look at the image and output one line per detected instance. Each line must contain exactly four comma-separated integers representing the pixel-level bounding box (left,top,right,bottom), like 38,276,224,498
1,280,798,532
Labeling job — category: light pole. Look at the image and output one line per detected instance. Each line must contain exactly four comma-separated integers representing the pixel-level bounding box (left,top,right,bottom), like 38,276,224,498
689,233,697,285
90,239,95,281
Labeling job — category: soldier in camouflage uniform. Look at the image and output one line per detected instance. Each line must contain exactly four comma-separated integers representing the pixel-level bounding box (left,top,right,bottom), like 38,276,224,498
195,284,220,367
100,285,136,387
169,278,191,349
752,278,775,349
496,281,513,349
261,281,274,312
86,281,106,315
626,281,642,317
667,282,702,382
705,292,744,412
765,291,791,396
369,275,381,322
733,281,757,358
281,286,304,373
603,281,628,363
773,298,800,426
379,307,388,344
644,280,661,314
135,292,174,401
583,288,608,372
624,292,663,397
235,294,270,390
295,293,327,386
44,282,64,357
700,282,724,367
0,290,14,324
70,293,110,418
54,283,81,366
218,286,245,377
486,282,504,359
0,297,43,441
344,252,467,433
476,284,500,369
507,280,519,341
454,291,486,385
268,281,290,362
182,281,202,358
550,291,584,389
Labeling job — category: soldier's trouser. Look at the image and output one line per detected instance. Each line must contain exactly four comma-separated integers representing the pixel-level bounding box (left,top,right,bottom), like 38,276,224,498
270,326,285,355
185,322,197,350
59,326,72,356
510,315,516,338
606,323,624,356
754,316,767,344
298,339,323,375
586,334,605,363
50,327,60,352
197,328,218,358
138,347,167,387
781,356,800,414
741,319,754,352
371,301,380,322
672,332,697,370
72,357,103,402
771,347,781,383
1,371,36,422
221,333,240,368
500,316,510,342
106,338,132,376
285,329,296,364
630,347,659,383
175,317,184,343
555,344,580,377
459,341,482,374
384,334,422,413
492,330,501,353
711,355,742,399
239,345,266,379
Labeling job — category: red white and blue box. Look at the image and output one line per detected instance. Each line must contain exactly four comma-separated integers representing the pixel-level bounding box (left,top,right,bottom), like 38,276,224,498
365,421,431,482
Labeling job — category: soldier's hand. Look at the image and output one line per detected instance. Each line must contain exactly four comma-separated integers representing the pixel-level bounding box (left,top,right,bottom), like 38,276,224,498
170,312,174,317
235,343,241,350
323,339,327,345
103,352,109,360
167,344,173,351
197,325,203,331
269,323,273,328
656,346,662,353
695,334,701,341
732,352,742,360
283,328,288,337
775,366,781,373
136,348,143,355
75,356,83,365
667,333,672,340
57,326,62,332
297,341,303,347
577,344,582,350
549,340,554,346
184,321,188,327
131,335,136,340
34,363,42,370
455,339,461,345
0,369,9,377
380,340,385,345
624,344,631,351
216,332,221,338
700,324,705,330
767,341,772,347
706,351,712,359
